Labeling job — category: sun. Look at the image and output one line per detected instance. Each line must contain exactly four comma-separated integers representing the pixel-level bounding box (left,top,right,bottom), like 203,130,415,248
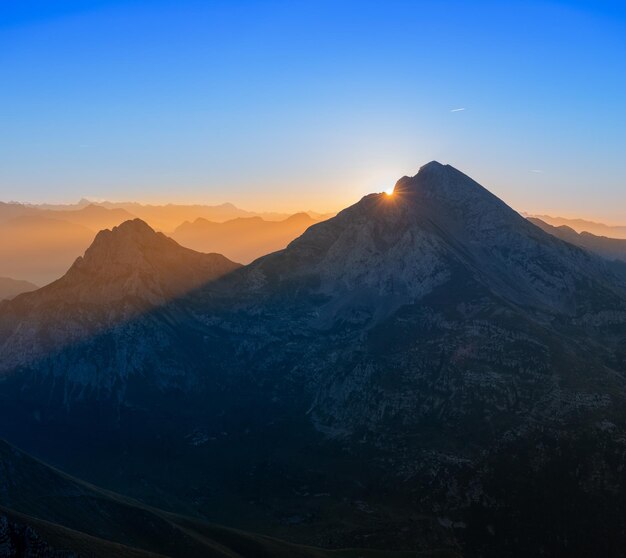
384,187,394,196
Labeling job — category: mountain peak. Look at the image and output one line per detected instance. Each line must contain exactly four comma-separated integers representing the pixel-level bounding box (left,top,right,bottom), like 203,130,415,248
0,221,241,372
108,217,155,235
392,161,454,193
7,219,241,315
284,212,314,223
391,161,503,216
248,162,623,317
418,160,446,172
78,219,166,267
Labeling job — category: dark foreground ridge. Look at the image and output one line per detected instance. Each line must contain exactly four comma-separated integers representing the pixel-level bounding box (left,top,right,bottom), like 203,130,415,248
0,440,456,558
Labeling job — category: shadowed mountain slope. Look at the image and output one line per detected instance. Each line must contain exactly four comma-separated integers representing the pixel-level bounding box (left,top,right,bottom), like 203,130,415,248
0,440,452,558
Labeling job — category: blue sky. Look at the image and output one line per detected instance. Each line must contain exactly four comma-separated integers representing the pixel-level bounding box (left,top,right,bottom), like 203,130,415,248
1,0,625,218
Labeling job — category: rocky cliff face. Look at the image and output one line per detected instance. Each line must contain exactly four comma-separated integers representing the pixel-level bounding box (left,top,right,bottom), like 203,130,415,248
2,163,626,556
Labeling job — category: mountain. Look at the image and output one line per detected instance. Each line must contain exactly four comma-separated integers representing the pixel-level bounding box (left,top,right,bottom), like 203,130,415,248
171,212,320,263
0,205,137,285
233,162,626,313
0,219,241,377
0,201,330,283
0,202,136,231
96,201,295,232
2,163,626,556
0,202,39,223
0,440,442,558
0,216,95,286
39,204,137,231
529,217,626,262
306,211,336,221
40,218,240,306
527,214,626,239
0,277,38,301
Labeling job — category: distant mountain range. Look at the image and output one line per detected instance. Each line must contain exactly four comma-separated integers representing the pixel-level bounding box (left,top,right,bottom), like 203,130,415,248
2,163,626,556
0,201,135,230
529,217,626,262
0,201,331,284
95,201,333,232
171,212,320,263
6,199,334,231
0,277,38,301
526,213,626,239
0,216,95,286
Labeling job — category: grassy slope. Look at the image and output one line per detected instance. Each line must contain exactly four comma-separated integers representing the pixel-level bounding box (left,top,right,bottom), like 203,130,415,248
0,440,460,558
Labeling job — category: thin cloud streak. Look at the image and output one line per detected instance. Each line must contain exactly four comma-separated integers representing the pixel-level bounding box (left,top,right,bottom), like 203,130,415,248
450,108,466,112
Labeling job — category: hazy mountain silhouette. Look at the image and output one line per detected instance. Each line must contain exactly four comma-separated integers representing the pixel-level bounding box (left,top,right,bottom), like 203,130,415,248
0,216,95,286
529,217,626,262
527,213,626,239
0,202,40,223
0,277,38,301
2,163,626,556
95,201,300,232
0,205,139,285
38,204,137,231
0,202,136,231
0,201,331,285
171,212,320,263
13,199,334,230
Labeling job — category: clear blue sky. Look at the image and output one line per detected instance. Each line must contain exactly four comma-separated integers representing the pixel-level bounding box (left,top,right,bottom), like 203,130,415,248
1,0,625,219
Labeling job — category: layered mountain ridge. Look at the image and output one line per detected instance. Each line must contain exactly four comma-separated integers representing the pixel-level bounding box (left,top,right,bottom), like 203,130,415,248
0,277,38,301
529,216,626,262
171,212,319,264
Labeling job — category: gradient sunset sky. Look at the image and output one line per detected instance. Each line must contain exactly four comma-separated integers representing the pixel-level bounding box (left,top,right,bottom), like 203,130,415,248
1,1,625,219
